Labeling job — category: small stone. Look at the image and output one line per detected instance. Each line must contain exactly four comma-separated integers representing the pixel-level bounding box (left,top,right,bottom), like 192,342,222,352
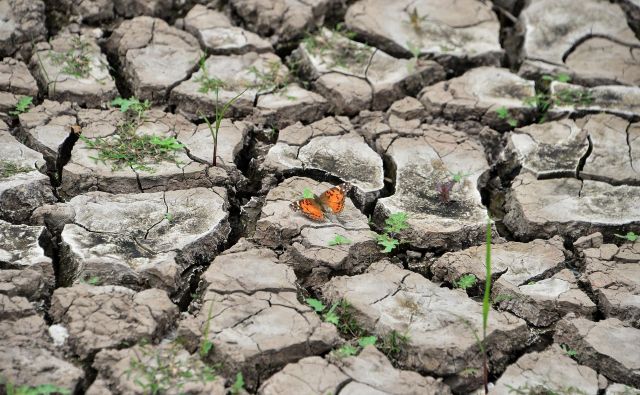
48,324,69,347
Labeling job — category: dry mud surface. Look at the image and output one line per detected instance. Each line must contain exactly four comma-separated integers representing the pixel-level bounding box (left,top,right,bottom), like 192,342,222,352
1,0,640,394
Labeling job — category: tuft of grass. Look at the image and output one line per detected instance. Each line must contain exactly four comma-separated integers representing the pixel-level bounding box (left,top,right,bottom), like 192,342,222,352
614,231,638,242
82,97,184,172
0,377,70,395
125,342,217,395
328,234,352,246
303,28,372,69
375,212,409,253
9,96,33,116
48,36,92,78
229,372,245,395
560,344,577,358
506,383,588,394
454,274,478,290
247,60,289,92
0,160,33,178
358,335,377,347
306,298,364,338
378,330,410,360
524,74,594,123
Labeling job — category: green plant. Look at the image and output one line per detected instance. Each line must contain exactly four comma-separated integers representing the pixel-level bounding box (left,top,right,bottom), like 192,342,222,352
303,28,372,69
378,330,410,360
454,274,478,290
164,212,174,222
334,344,358,357
306,298,364,337
406,41,421,72
199,302,215,358
542,73,571,83
524,74,594,123
560,344,577,358
615,231,638,242
496,106,519,127
247,60,288,92
80,276,101,286
328,234,352,246
0,160,33,178
126,343,217,395
195,53,225,95
358,336,377,347
302,188,315,199
111,97,151,120
375,212,409,253
481,218,492,394
230,372,245,395
506,383,588,395
492,294,514,304
9,96,33,116
1,377,70,395
49,36,92,78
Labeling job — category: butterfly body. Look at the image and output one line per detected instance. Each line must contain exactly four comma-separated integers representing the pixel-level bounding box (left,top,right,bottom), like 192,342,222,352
290,183,352,221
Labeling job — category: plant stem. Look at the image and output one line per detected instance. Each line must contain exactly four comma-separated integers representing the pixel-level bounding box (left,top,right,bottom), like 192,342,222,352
483,218,492,394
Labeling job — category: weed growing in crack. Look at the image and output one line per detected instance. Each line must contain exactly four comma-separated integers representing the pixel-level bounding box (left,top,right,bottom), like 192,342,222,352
506,383,588,395
49,36,92,78
302,26,372,69
81,97,185,172
524,74,594,123
496,106,519,128
9,96,33,116
0,160,33,178
454,274,478,290
375,212,409,253
406,41,422,72
306,298,364,337
125,342,217,395
229,373,245,395
199,301,215,358
328,234,351,246
248,60,289,92
560,344,577,358
615,231,638,242
405,7,428,35
80,275,101,286
378,330,410,360
333,335,378,358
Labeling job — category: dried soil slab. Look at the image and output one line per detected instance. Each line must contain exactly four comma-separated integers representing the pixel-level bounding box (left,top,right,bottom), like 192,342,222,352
0,58,38,118
0,220,53,287
432,237,595,326
49,285,178,360
322,261,529,393
252,83,328,128
502,114,640,185
52,0,114,24
254,177,380,284
93,343,225,395
184,5,272,55
373,125,490,251
262,117,384,207
555,316,640,387
30,31,118,107
419,67,536,131
490,344,599,395
580,241,640,328
177,240,339,386
549,82,640,119
0,294,35,320
345,0,502,68
519,0,640,86
0,344,84,394
0,0,46,58
259,346,451,395
106,17,200,101
0,128,56,223
292,28,445,115
607,383,640,395
113,0,172,18
504,173,640,240
48,188,229,298
229,0,333,44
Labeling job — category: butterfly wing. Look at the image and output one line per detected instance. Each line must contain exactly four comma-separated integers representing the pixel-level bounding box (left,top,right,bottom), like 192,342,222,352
317,183,351,214
290,198,325,221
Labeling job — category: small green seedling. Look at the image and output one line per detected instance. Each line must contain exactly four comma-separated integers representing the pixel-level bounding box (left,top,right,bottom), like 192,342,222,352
81,276,101,286
454,274,477,290
305,298,326,313
614,231,638,242
450,170,471,183
323,302,340,325
111,97,150,119
358,336,377,347
9,96,33,116
302,188,315,199
199,302,215,358
542,73,571,83
230,372,245,395
495,106,518,127
0,160,33,178
406,41,421,72
3,382,71,395
164,213,174,222
335,344,358,357
49,36,92,78
376,234,399,253
560,344,577,358
328,234,352,246
375,212,409,253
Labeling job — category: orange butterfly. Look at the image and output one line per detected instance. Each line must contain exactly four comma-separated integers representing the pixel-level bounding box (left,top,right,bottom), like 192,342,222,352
290,183,352,221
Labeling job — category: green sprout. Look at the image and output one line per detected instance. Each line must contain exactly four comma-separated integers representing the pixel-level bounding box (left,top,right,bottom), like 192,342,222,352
302,188,315,199
358,336,377,347
614,232,638,242
9,96,33,116
229,372,245,395
328,234,352,246
454,274,477,290
49,36,92,78
496,106,518,128
560,344,577,358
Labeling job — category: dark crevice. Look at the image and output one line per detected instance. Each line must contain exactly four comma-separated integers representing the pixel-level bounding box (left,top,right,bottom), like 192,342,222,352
576,134,593,197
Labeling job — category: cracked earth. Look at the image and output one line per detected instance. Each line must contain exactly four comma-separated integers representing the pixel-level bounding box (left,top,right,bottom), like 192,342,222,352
1,0,640,394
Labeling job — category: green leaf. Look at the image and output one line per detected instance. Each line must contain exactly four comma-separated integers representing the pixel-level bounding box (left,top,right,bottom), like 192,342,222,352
335,344,358,357
384,212,409,234
454,274,477,290
328,234,352,246
324,302,340,325
560,344,577,357
358,336,377,347
111,97,136,112
302,188,315,199
87,276,101,286
507,118,518,128
495,106,509,119
615,231,638,242
13,96,33,114
376,233,399,253
200,340,213,356
555,73,571,83
164,212,174,222
306,298,326,313
230,372,245,395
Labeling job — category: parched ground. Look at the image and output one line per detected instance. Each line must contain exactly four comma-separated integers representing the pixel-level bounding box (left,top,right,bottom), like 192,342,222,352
1,0,640,394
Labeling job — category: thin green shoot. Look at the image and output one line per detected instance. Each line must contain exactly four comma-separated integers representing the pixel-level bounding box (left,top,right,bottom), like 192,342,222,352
230,372,245,395
328,234,352,246
9,96,33,116
614,231,638,242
